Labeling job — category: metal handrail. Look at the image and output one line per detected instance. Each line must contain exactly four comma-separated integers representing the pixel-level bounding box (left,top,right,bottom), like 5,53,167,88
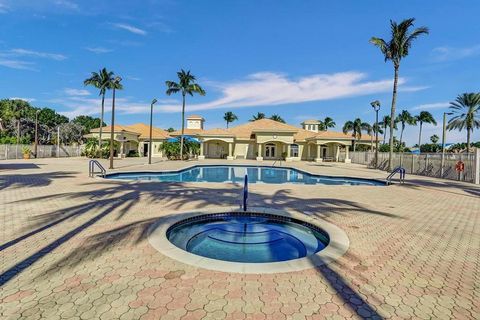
272,160,282,167
89,160,106,178
242,174,248,211
386,166,405,185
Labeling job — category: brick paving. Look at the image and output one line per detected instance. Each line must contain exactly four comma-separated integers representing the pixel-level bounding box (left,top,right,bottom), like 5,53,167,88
1,157,479,319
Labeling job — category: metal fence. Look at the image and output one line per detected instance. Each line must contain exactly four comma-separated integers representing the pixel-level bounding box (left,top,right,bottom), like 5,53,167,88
349,151,479,184
0,144,84,160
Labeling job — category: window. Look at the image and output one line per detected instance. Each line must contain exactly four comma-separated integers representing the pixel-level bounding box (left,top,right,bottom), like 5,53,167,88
290,144,299,157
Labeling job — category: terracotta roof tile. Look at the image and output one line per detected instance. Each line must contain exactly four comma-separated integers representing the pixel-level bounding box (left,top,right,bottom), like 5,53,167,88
124,123,170,139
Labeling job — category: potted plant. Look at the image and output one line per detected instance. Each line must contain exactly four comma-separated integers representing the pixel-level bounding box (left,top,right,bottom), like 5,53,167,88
22,146,31,159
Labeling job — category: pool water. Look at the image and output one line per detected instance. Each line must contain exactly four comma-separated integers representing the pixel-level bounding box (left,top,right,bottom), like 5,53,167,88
167,213,329,263
106,165,384,186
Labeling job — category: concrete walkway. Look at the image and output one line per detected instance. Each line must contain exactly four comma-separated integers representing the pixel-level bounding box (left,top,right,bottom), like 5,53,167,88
1,157,479,319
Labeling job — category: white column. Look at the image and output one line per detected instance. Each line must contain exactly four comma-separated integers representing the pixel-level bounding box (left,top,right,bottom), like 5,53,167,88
315,144,323,162
198,141,205,160
227,142,234,160
344,146,351,163
256,143,263,161
335,144,340,162
307,144,311,160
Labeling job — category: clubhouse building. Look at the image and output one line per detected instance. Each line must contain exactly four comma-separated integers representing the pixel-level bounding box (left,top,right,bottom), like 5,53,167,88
87,115,375,162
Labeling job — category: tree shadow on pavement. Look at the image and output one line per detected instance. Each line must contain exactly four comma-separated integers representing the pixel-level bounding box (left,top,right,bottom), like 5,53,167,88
1,179,400,292
0,171,76,189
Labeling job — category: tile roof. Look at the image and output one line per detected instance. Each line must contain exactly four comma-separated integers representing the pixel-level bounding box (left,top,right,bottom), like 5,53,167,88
90,125,140,135
90,124,170,140
169,128,205,136
186,114,204,120
124,123,170,139
201,128,234,137
301,119,321,124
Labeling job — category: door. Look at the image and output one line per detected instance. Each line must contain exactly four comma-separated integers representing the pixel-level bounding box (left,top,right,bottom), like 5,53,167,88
143,143,149,157
322,147,327,159
265,144,276,159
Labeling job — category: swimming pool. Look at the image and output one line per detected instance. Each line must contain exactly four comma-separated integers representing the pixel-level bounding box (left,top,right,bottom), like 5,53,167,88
105,165,385,186
167,212,329,263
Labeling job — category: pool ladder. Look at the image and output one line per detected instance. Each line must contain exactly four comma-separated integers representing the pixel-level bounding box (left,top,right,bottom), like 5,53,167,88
386,167,406,185
89,160,106,178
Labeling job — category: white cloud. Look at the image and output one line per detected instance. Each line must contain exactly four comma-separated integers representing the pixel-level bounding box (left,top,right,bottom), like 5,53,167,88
410,102,450,111
0,3,8,13
431,44,480,62
85,47,112,54
54,0,79,10
53,96,172,119
126,76,141,81
9,48,67,61
112,23,147,35
9,97,36,102
157,71,416,113
0,58,36,70
64,88,90,96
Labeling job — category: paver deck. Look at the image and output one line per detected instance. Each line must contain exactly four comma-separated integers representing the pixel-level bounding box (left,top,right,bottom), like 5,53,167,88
1,157,479,319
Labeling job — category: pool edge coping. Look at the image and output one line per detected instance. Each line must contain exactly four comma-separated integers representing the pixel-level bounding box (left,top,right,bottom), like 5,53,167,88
147,206,350,274
100,163,387,186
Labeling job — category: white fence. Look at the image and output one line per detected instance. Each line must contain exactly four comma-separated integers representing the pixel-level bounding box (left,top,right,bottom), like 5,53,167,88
349,150,480,184
0,144,84,160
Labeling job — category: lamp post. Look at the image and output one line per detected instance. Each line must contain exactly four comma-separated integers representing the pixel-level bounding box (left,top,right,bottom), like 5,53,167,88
370,100,381,168
34,109,40,158
148,98,158,165
441,111,453,177
109,76,122,170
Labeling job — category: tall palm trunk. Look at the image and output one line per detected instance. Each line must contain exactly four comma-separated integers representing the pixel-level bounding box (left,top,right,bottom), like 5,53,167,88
179,93,186,160
467,128,471,153
399,125,404,151
370,134,373,151
109,88,116,170
383,127,387,144
418,122,423,150
388,65,399,171
98,92,105,152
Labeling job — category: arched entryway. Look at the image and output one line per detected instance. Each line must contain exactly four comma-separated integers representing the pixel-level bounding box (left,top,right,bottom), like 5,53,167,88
204,140,229,159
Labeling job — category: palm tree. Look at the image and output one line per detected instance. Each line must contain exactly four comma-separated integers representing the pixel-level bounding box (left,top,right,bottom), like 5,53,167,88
416,111,437,149
373,123,384,143
321,117,336,131
250,112,266,121
364,123,374,151
342,118,371,151
108,75,123,169
379,115,392,143
270,114,285,123
396,110,416,151
166,70,206,159
447,93,480,153
223,111,238,128
84,68,115,149
370,18,429,170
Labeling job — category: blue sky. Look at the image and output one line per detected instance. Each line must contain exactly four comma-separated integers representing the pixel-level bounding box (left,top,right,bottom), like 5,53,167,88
1,0,479,145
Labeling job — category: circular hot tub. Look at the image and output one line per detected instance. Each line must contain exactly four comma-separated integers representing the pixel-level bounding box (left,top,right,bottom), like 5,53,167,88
148,207,349,274
167,213,329,263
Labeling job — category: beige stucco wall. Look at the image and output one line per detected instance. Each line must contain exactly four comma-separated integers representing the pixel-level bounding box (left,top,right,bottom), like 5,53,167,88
233,142,255,159
138,140,164,157
255,132,295,144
